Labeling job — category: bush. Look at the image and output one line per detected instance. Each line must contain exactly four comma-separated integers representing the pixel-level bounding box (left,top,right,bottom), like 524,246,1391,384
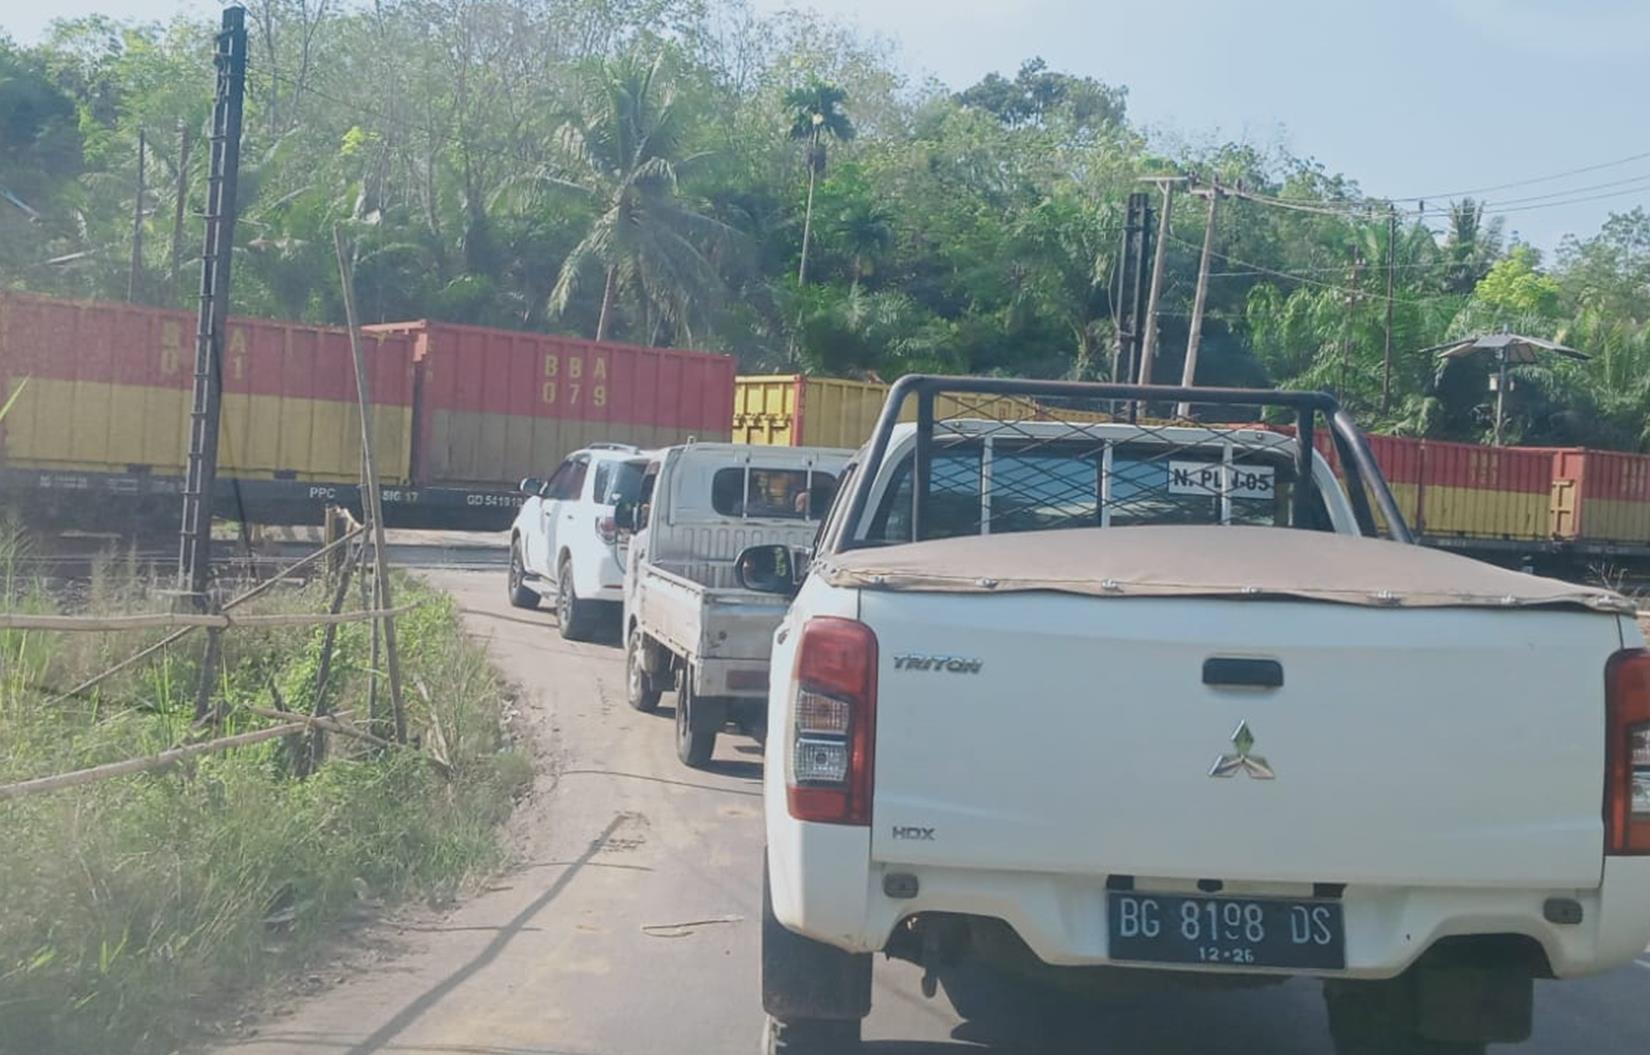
0,557,527,1055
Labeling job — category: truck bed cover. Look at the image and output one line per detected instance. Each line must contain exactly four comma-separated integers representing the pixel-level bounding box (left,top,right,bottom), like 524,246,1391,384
820,524,1630,612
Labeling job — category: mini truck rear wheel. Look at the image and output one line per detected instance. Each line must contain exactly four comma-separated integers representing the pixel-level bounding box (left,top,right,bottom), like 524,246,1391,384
626,626,662,712
674,666,717,768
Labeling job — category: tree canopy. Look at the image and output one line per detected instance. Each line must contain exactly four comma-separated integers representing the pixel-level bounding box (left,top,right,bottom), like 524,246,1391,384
2,0,1648,449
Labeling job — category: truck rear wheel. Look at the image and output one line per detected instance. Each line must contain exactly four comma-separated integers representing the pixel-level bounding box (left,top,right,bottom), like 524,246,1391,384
626,627,662,712
761,856,869,1051
1324,979,1487,1055
675,667,717,768
507,539,539,609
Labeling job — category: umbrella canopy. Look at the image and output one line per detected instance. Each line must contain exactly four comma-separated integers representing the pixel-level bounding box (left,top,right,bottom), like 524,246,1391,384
1424,332,1589,365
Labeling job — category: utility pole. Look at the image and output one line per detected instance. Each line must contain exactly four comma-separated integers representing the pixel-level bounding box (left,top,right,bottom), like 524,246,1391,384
1177,178,1222,417
1112,192,1150,390
1137,176,1182,386
1343,249,1364,401
170,118,193,288
127,129,146,302
176,5,248,609
1382,204,1397,413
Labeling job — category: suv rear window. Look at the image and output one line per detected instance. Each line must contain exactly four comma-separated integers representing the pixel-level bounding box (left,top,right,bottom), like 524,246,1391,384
712,467,839,520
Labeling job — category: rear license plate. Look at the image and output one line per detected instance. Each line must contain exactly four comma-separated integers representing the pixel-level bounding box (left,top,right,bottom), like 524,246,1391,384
1107,891,1345,969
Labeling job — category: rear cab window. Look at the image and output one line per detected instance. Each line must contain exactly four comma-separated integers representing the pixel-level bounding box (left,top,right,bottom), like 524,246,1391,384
863,438,1326,545
711,467,839,520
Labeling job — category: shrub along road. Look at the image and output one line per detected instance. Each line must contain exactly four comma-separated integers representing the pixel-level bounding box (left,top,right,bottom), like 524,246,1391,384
219,565,1650,1055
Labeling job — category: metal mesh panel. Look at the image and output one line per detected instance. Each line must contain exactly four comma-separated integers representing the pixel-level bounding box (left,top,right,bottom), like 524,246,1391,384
851,381,1379,544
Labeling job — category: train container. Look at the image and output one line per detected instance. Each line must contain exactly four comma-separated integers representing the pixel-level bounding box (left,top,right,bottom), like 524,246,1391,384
1415,439,1552,540
0,291,416,483
369,321,735,489
732,373,1109,448
1366,433,1423,532
1549,447,1650,544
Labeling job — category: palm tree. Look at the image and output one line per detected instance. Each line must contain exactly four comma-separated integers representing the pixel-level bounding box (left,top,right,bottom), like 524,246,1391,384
834,198,894,293
548,53,735,343
784,81,854,287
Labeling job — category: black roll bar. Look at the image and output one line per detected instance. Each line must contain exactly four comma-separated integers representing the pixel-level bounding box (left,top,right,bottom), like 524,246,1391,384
836,375,1415,550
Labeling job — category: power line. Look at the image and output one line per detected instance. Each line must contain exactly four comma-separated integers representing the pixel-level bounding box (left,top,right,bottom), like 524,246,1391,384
1165,234,1465,307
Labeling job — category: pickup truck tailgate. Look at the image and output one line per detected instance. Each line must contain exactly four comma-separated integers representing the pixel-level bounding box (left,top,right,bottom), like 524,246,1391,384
863,591,1616,889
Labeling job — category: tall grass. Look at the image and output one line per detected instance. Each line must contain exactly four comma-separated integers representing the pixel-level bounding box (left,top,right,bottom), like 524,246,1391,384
0,546,531,1055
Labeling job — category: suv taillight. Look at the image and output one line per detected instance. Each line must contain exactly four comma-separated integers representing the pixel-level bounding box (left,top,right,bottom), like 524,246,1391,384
596,515,618,544
787,617,877,826
1605,649,1650,855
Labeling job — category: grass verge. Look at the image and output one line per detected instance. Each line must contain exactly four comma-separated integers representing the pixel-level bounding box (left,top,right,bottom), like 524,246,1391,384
0,545,531,1055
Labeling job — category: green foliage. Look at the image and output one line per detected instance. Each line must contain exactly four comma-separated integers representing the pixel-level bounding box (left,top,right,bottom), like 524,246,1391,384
1,1,1647,449
0,564,523,1055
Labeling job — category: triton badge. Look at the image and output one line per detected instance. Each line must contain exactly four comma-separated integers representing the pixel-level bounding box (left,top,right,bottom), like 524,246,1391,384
893,654,983,674
1210,720,1274,779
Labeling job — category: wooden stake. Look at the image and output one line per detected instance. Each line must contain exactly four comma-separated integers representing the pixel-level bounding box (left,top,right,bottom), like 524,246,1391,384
333,225,407,744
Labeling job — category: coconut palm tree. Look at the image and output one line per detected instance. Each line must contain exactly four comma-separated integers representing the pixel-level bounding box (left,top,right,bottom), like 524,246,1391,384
548,52,735,343
784,81,854,287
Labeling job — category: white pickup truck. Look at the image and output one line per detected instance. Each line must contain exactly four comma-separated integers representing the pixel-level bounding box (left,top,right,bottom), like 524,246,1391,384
744,377,1650,1055
616,442,851,768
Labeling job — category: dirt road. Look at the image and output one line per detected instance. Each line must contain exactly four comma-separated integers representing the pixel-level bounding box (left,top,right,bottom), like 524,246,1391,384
220,565,1650,1055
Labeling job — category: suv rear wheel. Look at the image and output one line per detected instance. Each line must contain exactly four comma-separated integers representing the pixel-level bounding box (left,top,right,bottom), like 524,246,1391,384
507,539,539,609
556,559,596,641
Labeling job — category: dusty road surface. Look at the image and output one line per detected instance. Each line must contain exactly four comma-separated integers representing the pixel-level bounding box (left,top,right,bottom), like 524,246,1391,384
220,563,1650,1055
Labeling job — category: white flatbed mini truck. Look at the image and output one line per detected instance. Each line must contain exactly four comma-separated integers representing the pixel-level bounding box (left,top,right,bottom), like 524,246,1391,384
738,377,1650,1055
616,442,851,767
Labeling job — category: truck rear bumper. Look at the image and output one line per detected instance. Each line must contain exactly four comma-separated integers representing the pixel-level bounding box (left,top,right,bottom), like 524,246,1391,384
693,657,771,700
769,840,1650,980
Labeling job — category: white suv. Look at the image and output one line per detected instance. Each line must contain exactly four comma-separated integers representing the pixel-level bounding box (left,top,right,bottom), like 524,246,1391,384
507,443,644,640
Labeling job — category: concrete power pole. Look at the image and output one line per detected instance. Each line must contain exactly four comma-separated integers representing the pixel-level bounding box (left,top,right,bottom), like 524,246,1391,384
1382,204,1397,412
1177,179,1222,418
1137,176,1182,385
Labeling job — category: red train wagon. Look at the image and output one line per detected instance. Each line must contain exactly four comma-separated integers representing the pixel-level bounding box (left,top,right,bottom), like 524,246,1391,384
1414,439,1553,540
1549,447,1650,545
0,290,417,483
367,320,736,490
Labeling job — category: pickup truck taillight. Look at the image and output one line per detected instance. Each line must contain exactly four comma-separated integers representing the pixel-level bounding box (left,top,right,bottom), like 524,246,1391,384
1605,649,1650,855
787,617,877,826
596,515,618,544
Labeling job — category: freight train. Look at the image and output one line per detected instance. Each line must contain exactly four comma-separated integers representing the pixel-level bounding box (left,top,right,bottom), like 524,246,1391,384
0,292,733,530
5,292,1649,565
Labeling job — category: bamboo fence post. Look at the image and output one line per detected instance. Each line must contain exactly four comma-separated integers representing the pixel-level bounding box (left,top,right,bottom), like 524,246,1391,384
333,224,406,743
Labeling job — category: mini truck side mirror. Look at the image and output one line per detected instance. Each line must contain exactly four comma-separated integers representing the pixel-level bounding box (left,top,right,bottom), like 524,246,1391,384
613,499,639,533
735,543,802,595
518,477,544,496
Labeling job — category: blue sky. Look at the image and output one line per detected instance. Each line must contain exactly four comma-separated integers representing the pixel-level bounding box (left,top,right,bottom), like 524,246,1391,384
6,0,1646,253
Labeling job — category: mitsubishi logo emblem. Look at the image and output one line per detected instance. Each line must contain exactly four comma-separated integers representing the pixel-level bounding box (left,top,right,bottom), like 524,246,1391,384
1209,720,1274,779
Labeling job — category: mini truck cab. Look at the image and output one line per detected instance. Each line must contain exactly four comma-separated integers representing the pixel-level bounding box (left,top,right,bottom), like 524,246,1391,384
752,376,1650,1055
